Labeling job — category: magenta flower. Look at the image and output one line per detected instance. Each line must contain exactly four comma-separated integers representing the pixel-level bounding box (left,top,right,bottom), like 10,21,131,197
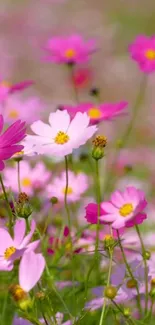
26,110,97,157
0,79,34,103
65,101,128,124
47,170,89,202
0,115,26,170
19,250,45,292
129,35,155,73
44,34,96,64
100,187,147,229
0,219,39,271
85,203,106,224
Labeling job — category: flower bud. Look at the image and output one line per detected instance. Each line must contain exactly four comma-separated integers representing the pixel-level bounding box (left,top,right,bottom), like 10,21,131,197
35,291,46,300
143,250,151,260
123,308,130,317
104,286,117,299
90,87,100,97
92,135,107,161
15,202,32,219
149,288,155,299
9,284,33,311
126,279,137,289
103,234,115,251
151,278,155,288
50,196,58,205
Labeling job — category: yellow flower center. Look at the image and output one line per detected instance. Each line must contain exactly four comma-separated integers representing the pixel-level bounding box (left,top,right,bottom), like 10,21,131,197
22,177,31,187
15,150,24,156
104,234,113,241
62,187,73,195
119,203,133,217
4,246,16,259
88,107,101,119
65,48,76,59
145,49,155,60
54,131,69,145
8,109,19,119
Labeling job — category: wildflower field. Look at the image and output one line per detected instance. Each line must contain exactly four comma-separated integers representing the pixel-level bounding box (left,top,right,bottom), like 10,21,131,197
1,0,155,324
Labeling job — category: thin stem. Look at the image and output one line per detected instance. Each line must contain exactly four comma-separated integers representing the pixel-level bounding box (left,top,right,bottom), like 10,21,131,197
95,159,101,256
117,231,142,316
111,300,136,325
69,65,79,103
99,250,113,325
17,160,21,193
135,225,148,314
64,156,72,245
0,174,13,234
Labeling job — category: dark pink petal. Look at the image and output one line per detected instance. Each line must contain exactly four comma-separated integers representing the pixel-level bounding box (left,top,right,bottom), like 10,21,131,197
10,80,34,93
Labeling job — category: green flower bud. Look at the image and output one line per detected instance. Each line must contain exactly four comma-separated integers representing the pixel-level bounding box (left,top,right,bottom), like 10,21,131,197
50,196,58,205
103,234,115,250
149,288,155,299
126,279,137,289
104,286,117,299
123,308,130,317
143,250,151,260
92,135,107,160
15,202,32,219
92,147,104,160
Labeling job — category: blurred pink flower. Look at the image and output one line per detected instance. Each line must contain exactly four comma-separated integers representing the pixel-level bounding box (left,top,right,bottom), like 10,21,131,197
71,68,93,89
0,79,33,103
0,115,26,170
64,101,128,124
129,35,155,73
4,161,51,195
47,170,89,202
19,250,45,292
26,110,97,157
85,203,106,224
100,187,147,229
44,34,96,64
0,219,39,271
0,95,42,124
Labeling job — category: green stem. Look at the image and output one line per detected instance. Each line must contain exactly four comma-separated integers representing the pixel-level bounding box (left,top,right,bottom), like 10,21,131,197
0,174,13,234
17,160,21,193
99,249,113,325
95,159,101,257
103,75,147,193
64,156,72,246
111,300,136,325
135,225,148,314
117,231,142,316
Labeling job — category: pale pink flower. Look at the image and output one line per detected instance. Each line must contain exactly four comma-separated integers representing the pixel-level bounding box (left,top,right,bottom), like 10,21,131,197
47,171,89,202
26,110,97,157
0,95,42,124
0,219,39,271
4,161,51,195
44,34,96,64
100,187,147,229
19,250,45,292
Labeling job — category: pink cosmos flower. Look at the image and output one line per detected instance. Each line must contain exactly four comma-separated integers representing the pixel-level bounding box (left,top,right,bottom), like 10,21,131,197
19,250,45,292
0,115,26,170
129,35,155,73
4,161,51,195
0,219,39,271
44,34,96,64
100,187,147,229
71,68,92,89
0,96,42,124
47,171,89,202
26,110,97,157
0,79,33,103
64,101,128,124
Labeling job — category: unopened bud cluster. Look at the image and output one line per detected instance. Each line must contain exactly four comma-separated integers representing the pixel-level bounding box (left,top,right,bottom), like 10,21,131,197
15,192,32,219
92,135,107,160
